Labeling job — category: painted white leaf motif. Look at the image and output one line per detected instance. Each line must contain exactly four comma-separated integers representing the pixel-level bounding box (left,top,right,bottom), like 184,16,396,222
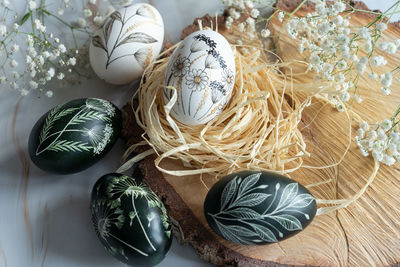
231,193,270,208
251,224,278,243
271,214,302,231
229,207,261,219
220,176,237,210
289,194,315,209
277,182,298,209
237,172,261,197
208,173,315,245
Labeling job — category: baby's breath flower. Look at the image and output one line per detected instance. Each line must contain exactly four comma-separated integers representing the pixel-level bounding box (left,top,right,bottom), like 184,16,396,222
68,57,76,66
93,16,103,26
380,72,392,87
45,90,53,98
278,11,284,22
28,1,37,11
83,8,92,17
57,8,64,16
77,18,86,28
238,22,245,32
260,29,270,38
381,119,392,131
0,76,6,83
371,55,387,66
376,22,387,32
10,59,18,68
58,44,67,53
11,43,19,52
29,80,38,89
250,8,259,18
386,42,397,54
57,73,65,80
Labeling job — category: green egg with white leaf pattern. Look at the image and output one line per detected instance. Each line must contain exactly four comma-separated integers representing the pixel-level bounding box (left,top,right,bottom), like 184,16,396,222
28,98,121,174
90,173,172,266
204,171,317,245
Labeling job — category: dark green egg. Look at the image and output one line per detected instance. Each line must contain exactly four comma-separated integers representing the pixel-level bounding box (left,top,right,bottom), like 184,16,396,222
90,173,172,266
204,171,317,245
28,98,121,174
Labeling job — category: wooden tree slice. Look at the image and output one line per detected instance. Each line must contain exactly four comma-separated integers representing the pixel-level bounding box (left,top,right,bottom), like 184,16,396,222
122,1,400,266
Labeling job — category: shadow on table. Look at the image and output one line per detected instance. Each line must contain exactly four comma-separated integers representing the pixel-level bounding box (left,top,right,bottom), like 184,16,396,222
39,196,122,266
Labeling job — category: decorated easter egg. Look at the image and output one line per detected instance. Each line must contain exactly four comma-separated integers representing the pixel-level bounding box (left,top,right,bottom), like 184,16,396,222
204,171,317,245
90,3,164,85
163,30,235,125
28,98,121,174
91,173,172,266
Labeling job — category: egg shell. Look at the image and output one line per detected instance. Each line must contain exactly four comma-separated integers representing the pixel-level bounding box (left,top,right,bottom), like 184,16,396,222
163,30,235,125
90,3,164,85
204,171,317,245
28,98,121,174
91,173,172,266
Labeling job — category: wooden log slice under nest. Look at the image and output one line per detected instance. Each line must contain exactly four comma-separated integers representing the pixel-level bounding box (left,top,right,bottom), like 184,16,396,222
122,1,400,266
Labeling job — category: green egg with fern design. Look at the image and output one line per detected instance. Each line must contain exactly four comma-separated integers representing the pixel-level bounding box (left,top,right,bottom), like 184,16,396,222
28,98,121,174
90,173,172,266
204,171,317,245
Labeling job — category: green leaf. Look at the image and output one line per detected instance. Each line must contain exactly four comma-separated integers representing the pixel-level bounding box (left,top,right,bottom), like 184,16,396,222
19,12,31,25
271,214,302,231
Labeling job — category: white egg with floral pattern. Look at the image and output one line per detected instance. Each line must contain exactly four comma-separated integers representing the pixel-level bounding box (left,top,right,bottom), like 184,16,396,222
163,30,235,125
89,3,164,85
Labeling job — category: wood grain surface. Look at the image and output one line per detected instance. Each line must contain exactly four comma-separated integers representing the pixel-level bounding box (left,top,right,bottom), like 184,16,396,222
122,1,400,266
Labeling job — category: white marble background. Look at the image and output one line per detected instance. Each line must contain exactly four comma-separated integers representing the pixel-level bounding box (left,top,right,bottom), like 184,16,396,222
0,0,396,266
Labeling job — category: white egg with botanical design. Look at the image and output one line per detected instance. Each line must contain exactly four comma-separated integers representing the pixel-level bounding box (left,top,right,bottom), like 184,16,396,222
90,3,164,85
163,30,235,125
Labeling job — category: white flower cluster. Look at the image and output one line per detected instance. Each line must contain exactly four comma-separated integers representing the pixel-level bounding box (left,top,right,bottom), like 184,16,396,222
222,0,261,39
0,18,78,97
281,0,398,111
356,119,400,166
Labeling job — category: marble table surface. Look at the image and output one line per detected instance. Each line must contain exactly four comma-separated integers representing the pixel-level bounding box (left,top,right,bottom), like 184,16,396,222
0,0,395,266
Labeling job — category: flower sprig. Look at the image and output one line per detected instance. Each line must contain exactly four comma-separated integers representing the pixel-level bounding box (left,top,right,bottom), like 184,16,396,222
0,0,131,98
356,105,400,166
221,0,400,166
0,0,94,97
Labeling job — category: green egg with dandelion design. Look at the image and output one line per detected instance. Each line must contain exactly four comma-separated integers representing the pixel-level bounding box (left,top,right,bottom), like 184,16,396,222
28,98,121,174
204,171,317,245
90,173,172,266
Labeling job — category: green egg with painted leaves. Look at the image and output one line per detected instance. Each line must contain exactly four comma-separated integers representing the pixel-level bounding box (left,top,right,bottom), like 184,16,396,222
204,171,317,245
28,98,121,174
90,173,172,266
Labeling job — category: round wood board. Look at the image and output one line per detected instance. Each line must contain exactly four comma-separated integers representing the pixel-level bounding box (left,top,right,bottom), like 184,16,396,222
122,1,400,266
